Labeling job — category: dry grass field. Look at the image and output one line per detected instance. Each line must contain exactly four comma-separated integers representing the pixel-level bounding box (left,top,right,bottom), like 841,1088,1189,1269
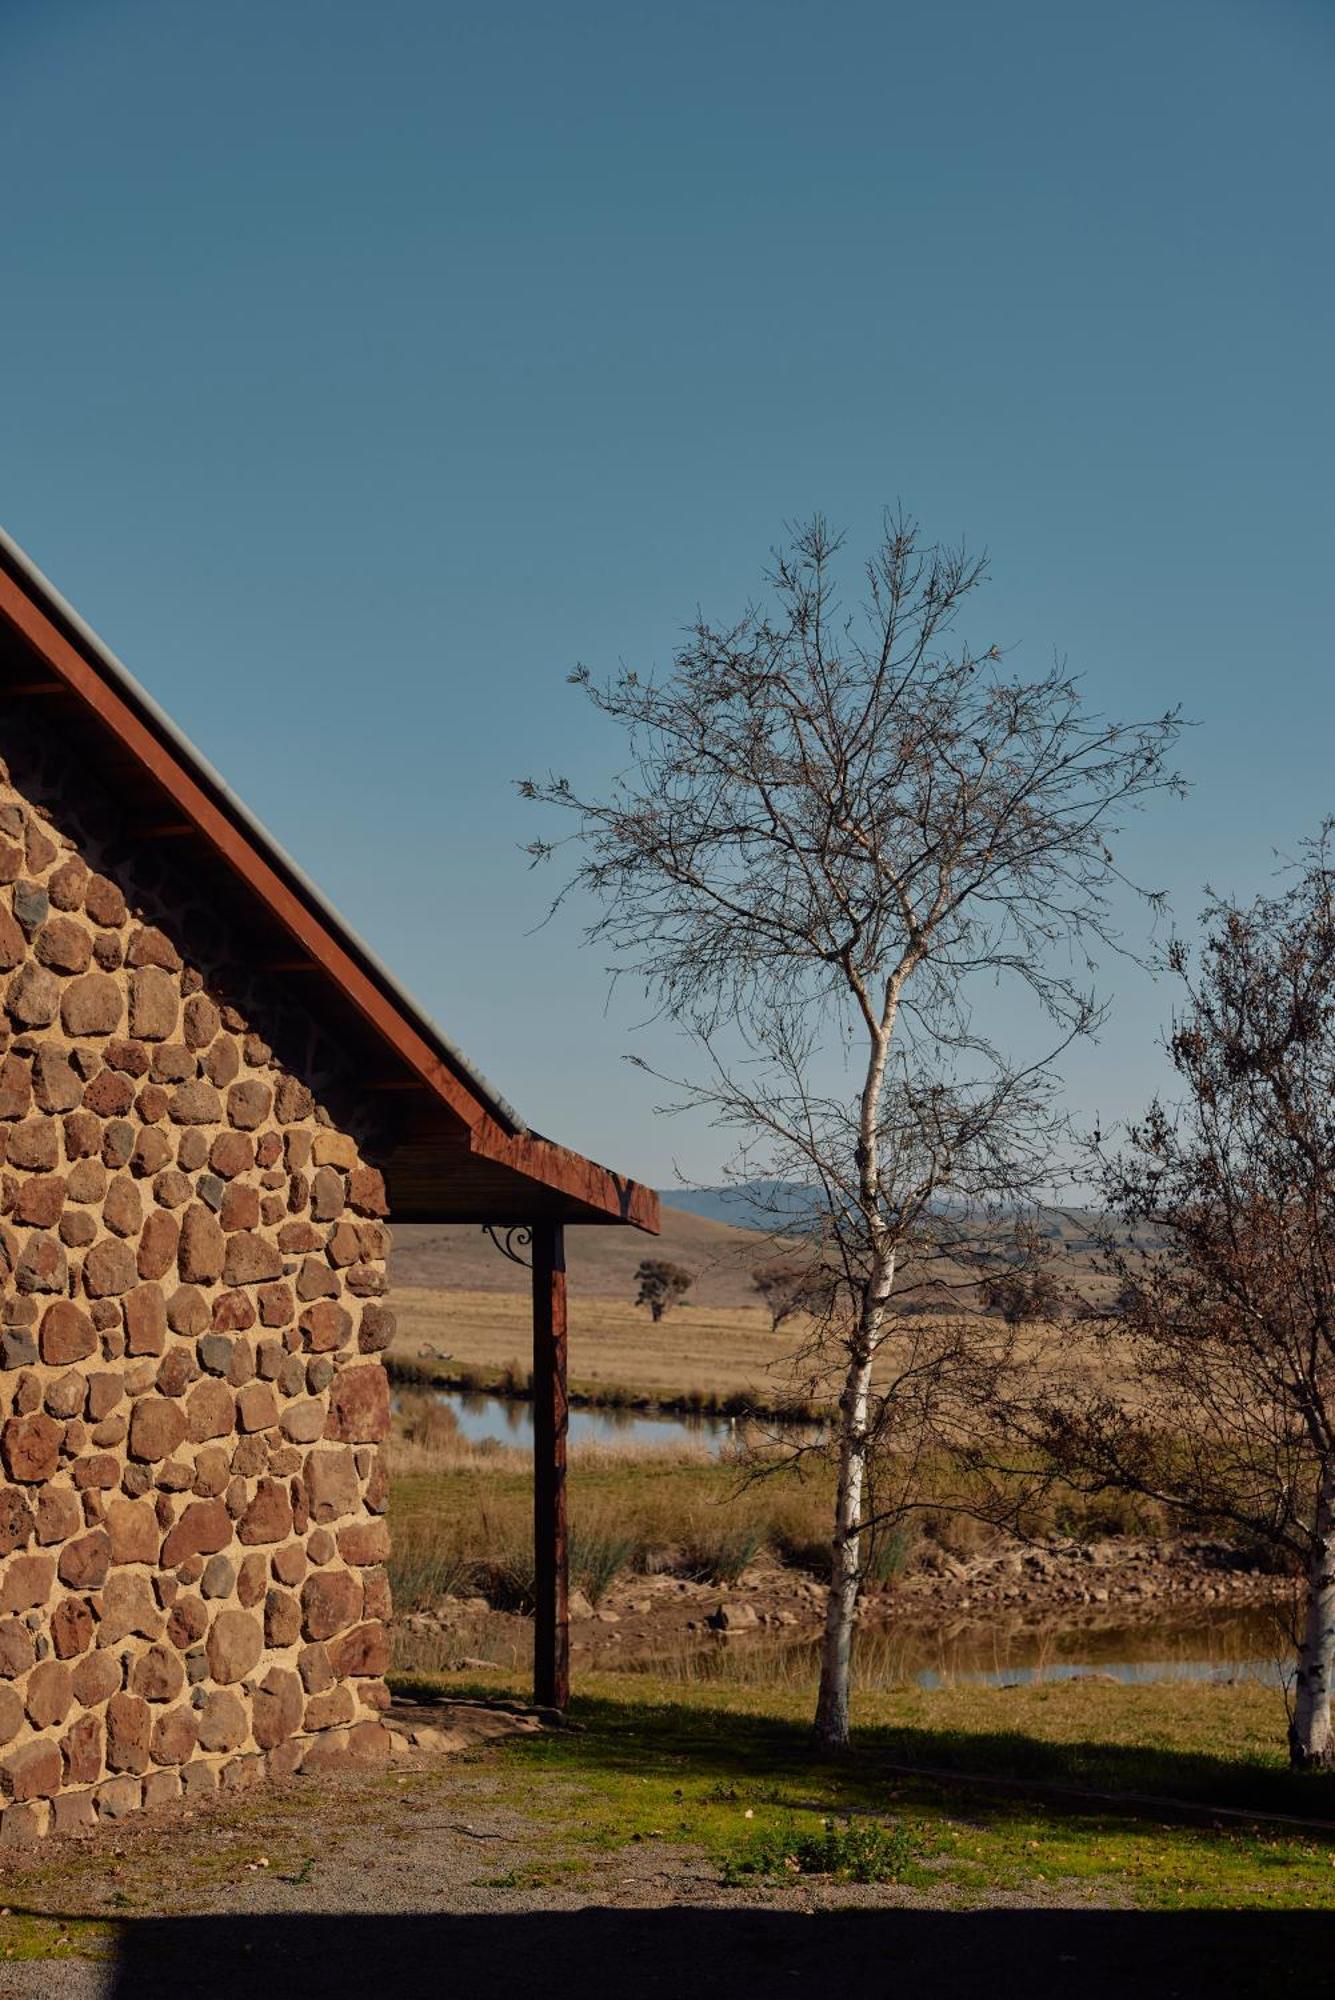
389,1285,801,1406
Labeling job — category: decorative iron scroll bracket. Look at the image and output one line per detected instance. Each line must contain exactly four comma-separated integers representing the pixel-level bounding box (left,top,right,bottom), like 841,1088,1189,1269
481,1224,533,1269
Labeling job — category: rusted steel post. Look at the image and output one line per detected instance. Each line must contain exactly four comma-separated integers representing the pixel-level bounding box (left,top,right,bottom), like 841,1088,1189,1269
531,1220,569,1710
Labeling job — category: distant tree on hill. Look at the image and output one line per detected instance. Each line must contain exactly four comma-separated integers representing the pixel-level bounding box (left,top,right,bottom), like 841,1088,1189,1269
634,1259,694,1321
523,509,1182,1751
751,1260,840,1331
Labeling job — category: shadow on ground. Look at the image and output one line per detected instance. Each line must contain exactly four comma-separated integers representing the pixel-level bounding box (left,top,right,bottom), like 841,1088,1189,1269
100,1908,1324,1999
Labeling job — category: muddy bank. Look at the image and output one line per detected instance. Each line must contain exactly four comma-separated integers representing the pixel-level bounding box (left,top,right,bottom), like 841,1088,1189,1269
394,1536,1290,1680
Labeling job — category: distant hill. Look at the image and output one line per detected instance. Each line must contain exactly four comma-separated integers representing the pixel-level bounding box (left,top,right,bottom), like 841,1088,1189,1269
390,1190,1117,1315
390,1203,789,1312
659,1182,1112,1256
654,1182,813,1231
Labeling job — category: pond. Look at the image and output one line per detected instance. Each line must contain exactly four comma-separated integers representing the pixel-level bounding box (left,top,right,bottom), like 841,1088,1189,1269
644,1606,1294,1693
437,1387,745,1456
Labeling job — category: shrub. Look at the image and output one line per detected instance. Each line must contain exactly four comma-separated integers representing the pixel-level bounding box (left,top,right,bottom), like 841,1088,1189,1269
721,1816,918,1887
678,1516,765,1585
570,1518,638,1604
388,1521,472,1613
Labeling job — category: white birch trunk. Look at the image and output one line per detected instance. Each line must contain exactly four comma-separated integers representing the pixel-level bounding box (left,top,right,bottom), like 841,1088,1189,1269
1290,1461,1335,1769
812,1338,874,1752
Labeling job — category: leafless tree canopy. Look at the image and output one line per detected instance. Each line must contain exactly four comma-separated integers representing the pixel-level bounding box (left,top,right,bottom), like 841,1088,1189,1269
523,512,1183,1748
1031,829,1335,1764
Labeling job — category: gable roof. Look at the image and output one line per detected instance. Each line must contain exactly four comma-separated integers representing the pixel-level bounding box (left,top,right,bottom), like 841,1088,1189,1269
0,529,657,1234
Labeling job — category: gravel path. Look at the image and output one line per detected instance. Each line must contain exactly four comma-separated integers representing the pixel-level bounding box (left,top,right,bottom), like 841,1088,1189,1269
0,1749,1311,2000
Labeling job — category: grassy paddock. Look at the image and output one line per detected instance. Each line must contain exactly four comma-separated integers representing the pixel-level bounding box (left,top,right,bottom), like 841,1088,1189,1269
390,1667,1335,1911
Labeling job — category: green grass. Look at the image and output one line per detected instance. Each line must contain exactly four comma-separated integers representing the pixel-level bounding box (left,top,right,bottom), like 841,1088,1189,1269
389,1666,1335,1911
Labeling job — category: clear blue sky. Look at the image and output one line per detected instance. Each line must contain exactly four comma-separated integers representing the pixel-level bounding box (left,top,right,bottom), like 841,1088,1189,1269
3,0,1332,1188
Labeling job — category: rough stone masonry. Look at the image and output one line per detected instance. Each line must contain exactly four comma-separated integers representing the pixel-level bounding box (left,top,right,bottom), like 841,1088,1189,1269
0,729,395,1844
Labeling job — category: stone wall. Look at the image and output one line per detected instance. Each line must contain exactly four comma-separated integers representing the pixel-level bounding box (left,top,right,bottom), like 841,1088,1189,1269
0,735,395,1843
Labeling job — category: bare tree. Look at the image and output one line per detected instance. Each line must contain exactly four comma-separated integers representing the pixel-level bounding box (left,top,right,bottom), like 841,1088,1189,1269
634,1258,694,1321
521,512,1181,1750
1034,832,1335,1768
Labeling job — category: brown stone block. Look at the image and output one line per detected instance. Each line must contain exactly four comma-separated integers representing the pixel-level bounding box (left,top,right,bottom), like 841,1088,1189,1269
226,1080,271,1132
0,1620,35,1679
206,1607,263,1684
325,1366,389,1444
51,1594,95,1659
127,1395,187,1464
223,1232,283,1286
71,1649,122,1707
0,1486,34,1557
310,1166,345,1223
16,1173,66,1228
159,1498,231,1568
300,1567,362,1641
137,1210,179,1284
361,1569,391,1623
357,1304,395,1355
15,1233,67,1295
186,1378,234,1444
280,1399,325,1446
84,1070,134,1119
102,1176,143,1237
7,963,59,1028
295,1257,340,1303
327,1620,390,1678
236,1381,279,1435
105,1691,151,1773
34,915,91,975
177,1204,224,1284
71,1453,119,1492
263,1587,301,1649
98,1571,163,1646
195,1688,248,1756
83,1238,138,1298
4,1737,63,1801
52,1790,98,1836
347,1165,388,1218
251,1665,303,1751
168,1079,223,1126
238,1477,292,1545
143,1768,182,1811
0,1413,61,1484
0,1686,21,1746
9,1118,58,1171
299,1300,349,1353
60,1710,104,1787
0,1055,32,1121
124,1282,167,1356
219,1183,260,1234
131,1643,185,1703
302,1683,355,1731
26,1657,73,1728
299,1720,389,1775
302,1448,359,1524
257,1281,293,1328
0,1550,54,1614
58,1529,111,1590
128,966,178,1042
95,1774,143,1819
151,1706,198,1766
337,1518,391,1567
104,1496,159,1566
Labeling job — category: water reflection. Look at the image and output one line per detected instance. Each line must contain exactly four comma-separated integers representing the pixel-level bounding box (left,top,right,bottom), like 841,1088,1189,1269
440,1388,739,1455
640,1606,1295,1693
